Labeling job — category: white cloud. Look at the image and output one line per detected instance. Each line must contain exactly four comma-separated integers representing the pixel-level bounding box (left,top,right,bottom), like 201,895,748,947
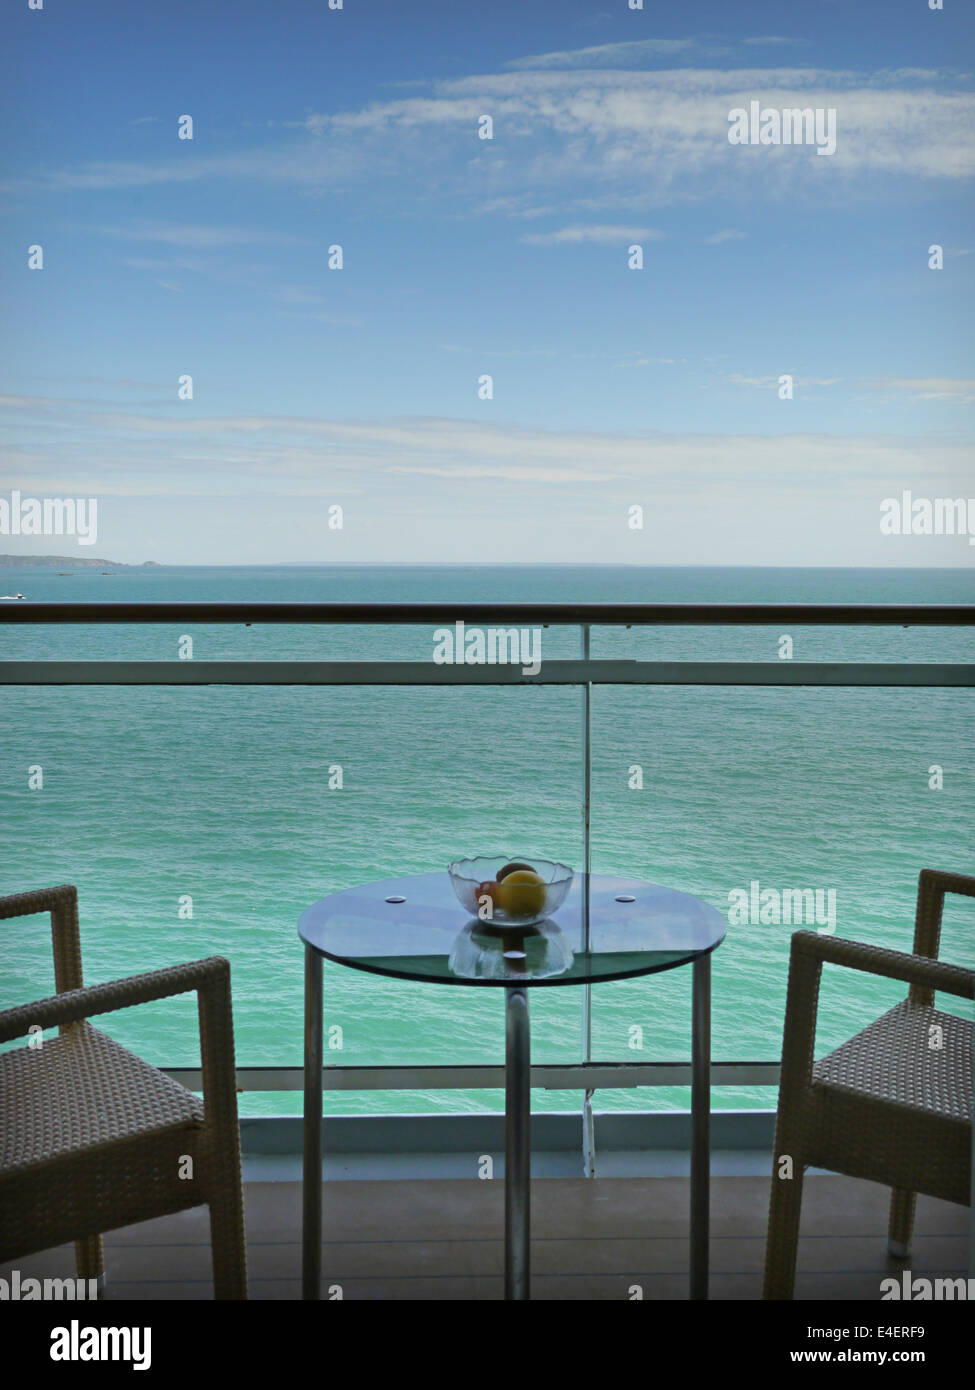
18,66,975,203
504,36,804,70
91,221,307,248
729,374,841,389
520,223,662,245
705,229,747,243
388,462,611,482
864,377,975,403
6,396,975,564
3,395,971,496
505,39,698,71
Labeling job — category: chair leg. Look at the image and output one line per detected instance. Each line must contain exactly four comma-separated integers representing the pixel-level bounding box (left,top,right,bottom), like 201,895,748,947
75,1235,104,1296
888,1188,916,1259
208,1181,248,1299
763,1146,805,1300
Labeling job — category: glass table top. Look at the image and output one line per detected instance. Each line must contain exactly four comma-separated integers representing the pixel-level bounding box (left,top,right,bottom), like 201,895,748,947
299,872,725,987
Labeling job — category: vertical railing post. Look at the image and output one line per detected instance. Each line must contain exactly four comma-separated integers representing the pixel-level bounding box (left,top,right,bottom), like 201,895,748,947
581,622,595,1177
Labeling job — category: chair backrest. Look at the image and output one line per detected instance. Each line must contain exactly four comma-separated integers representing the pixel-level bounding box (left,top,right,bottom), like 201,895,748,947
0,885,83,997
911,869,975,1006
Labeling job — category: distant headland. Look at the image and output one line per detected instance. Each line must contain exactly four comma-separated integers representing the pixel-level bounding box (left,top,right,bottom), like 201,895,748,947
0,555,160,568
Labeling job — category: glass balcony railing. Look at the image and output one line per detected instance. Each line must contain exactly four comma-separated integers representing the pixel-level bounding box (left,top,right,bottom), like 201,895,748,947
2,601,973,1125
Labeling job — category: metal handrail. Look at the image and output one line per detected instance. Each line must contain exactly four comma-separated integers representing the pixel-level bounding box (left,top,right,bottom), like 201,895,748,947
2,601,974,624
2,660,972,686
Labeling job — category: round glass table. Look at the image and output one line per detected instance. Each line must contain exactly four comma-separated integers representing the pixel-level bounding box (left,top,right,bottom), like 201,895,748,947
299,871,726,1301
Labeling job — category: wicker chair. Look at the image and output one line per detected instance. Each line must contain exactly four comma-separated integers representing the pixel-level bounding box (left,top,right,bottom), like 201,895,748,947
763,869,974,1299
0,885,247,1299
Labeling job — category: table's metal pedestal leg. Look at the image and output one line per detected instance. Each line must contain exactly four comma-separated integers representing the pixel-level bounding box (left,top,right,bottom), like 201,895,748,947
505,986,531,1300
690,952,711,1301
302,945,323,1301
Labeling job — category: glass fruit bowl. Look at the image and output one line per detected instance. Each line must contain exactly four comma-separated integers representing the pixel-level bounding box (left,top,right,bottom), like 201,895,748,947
447,855,574,928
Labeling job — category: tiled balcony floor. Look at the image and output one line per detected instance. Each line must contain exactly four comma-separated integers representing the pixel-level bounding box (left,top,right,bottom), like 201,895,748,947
3,1173,967,1300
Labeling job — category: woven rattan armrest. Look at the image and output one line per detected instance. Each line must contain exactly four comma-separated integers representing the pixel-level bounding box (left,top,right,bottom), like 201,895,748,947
0,958,229,1042
792,931,975,999
912,869,975,1006
0,884,83,997
779,931,974,1099
0,958,240,1141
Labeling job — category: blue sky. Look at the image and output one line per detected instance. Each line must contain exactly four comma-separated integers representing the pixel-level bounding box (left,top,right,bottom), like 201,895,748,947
1,0,973,564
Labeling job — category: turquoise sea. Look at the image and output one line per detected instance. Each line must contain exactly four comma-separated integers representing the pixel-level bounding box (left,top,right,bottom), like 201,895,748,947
1,564,973,1117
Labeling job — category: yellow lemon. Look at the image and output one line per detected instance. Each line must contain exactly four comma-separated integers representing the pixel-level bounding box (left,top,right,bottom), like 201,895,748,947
496,869,546,917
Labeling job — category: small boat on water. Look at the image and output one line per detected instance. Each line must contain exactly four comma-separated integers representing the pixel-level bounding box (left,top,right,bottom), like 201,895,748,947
0,592,26,600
